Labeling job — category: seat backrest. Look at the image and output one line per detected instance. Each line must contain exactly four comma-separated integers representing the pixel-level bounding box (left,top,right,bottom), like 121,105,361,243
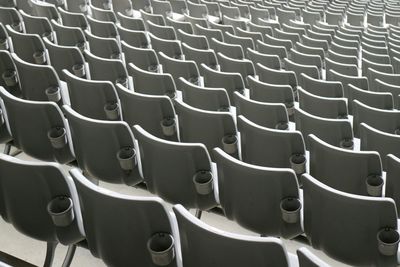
0,87,74,163
85,29,121,59
132,125,217,209
0,154,84,245
63,105,141,185
300,73,343,98
309,134,382,196
302,173,398,266
70,168,178,267
173,204,290,267
213,147,301,238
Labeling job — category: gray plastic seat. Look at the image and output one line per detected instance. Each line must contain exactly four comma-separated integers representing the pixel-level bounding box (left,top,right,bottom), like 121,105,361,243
158,51,200,86
122,41,158,72
116,84,178,141
12,53,68,103
85,50,129,88
308,134,382,196
264,34,292,52
0,7,23,30
330,41,358,58
20,10,53,41
63,105,142,185
353,100,400,137
375,79,400,109
58,8,88,29
178,77,230,112
256,40,287,62
213,147,302,238
70,168,178,267
298,88,348,119
234,92,289,129
0,87,74,163
248,21,273,37
51,19,86,48
362,58,393,77
327,69,369,97
175,100,238,157
238,115,306,175
367,68,400,92
0,23,10,52
301,34,329,52
147,20,176,40
290,48,322,70
300,73,343,98
328,51,357,69
0,154,84,267
209,37,244,60
295,107,354,149
86,15,118,39
177,29,207,49
117,25,148,48
184,13,208,29
194,24,222,43
181,43,217,72
85,30,120,59
302,173,398,267
385,154,400,217
363,49,390,65
117,12,145,31
128,62,176,97
347,84,393,114
141,9,166,28
89,4,116,22
111,0,132,16
247,48,280,70
132,125,217,210
360,123,400,169
247,76,295,116
63,69,120,121
201,63,245,105
31,0,60,21
274,28,300,45
6,25,47,65
217,52,255,87
256,63,297,94
284,58,319,86
43,38,86,79
174,203,291,266
0,50,20,95
149,32,182,59
325,57,358,77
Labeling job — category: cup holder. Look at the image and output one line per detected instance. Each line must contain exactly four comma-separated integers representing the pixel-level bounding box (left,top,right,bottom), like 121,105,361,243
290,154,306,175
0,38,9,50
147,233,175,266
339,138,354,150
33,50,46,64
193,170,214,195
217,106,230,112
76,42,86,53
222,134,238,155
280,197,301,224
117,147,137,172
377,228,400,256
104,102,120,120
2,70,18,87
160,117,176,137
275,121,289,130
42,31,54,42
116,77,128,88
48,127,67,149
12,21,22,32
148,65,159,73
285,102,295,116
45,86,61,102
72,63,86,78
110,52,122,60
47,196,74,227
366,175,383,197
188,76,200,85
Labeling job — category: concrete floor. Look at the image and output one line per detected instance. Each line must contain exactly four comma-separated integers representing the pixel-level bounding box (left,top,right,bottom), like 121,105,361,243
0,144,349,267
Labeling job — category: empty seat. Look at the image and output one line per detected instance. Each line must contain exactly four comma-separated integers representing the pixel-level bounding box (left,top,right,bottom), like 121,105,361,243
217,52,255,87
147,20,177,40
375,79,400,109
302,173,398,266
31,1,60,21
117,12,145,31
326,57,358,77
70,168,178,267
64,105,142,185
178,77,230,112
20,10,53,41
247,48,280,70
257,40,287,62
132,125,217,210
117,25,149,48
298,88,348,119
367,68,400,92
58,8,88,29
158,51,200,86
0,87,74,163
0,154,84,267
177,29,208,49
256,63,297,94
347,84,393,114
212,147,302,238
327,69,369,97
284,58,320,86
121,41,159,72
295,107,354,149
181,43,218,72
173,204,291,266
210,37,244,60
352,100,400,137
234,92,289,129
116,84,178,141
300,73,344,98
308,134,382,196
238,115,306,175
328,50,358,66
90,4,117,22
174,100,238,157
112,0,133,16
63,69,120,121
51,19,86,49
85,30,121,59
86,16,118,38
